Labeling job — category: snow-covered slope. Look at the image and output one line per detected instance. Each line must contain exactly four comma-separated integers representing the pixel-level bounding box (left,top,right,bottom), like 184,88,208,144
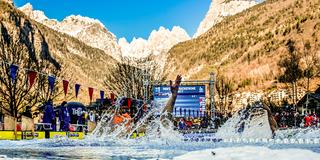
19,3,121,59
118,26,190,59
194,0,258,37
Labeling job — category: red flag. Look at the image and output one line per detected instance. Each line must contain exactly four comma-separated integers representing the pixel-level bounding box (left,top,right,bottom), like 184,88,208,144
27,71,37,89
111,93,115,104
127,98,131,108
88,87,94,102
62,80,69,96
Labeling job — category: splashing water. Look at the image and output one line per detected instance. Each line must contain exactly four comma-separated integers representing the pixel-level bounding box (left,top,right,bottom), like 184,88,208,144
0,99,319,159
216,105,273,139
92,97,182,142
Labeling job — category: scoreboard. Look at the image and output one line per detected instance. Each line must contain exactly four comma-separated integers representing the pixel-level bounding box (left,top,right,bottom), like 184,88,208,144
153,85,206,117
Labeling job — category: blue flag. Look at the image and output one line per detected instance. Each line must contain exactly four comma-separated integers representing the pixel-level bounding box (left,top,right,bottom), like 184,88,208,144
100,90,104,104
48,75,55,94
10,64,19,83
75,83,80,98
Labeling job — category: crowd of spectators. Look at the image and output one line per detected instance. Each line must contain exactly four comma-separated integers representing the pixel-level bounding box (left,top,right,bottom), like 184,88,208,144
175,117,209,130
173,111,232,130
273,111,319,128
34,100,101,132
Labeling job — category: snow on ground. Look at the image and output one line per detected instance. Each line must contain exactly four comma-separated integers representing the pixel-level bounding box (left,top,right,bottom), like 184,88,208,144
173,146,320,160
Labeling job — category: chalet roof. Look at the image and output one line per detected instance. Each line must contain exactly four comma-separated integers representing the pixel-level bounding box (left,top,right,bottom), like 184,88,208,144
315,85,320,94
297,93,320,108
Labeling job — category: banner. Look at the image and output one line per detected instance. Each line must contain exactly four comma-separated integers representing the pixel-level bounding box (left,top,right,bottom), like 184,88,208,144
88,87,94,102
75,84,81,98
9,64,19,83
111,93,115,104
153,85,206,117
127,98,131,108
63,80,69,96
100,90,104,104
27,71,37,89
48,75,55,94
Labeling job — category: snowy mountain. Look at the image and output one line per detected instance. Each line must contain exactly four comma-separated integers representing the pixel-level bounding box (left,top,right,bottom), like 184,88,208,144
194,0,258,37
19,3,121,59
18,3,190,60
118,26,190,59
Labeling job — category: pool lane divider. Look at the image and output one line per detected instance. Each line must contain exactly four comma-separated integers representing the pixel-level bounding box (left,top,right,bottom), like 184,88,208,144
0,131,84,140
182,137,320,145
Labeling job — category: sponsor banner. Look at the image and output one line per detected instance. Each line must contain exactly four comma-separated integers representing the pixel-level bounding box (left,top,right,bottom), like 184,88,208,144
153,85,206,117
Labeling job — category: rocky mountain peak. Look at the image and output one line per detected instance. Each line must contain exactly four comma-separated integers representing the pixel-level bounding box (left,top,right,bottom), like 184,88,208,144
18,4,121,59
19,3,49,23
194,0,258,38
119,26,190,59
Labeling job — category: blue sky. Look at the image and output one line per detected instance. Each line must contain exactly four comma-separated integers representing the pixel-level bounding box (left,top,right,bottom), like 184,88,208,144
14,0,211,40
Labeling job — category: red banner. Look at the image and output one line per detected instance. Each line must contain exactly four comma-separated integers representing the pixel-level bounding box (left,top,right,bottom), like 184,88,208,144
63,80,69,96
127,98,131,108
111,93,115,104
88,87,94,102
27,71,37,89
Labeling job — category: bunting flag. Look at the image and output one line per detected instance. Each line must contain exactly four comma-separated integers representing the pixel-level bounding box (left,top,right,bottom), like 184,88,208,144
75,84,81,98
48,75,56,94
184,109,186,116
9,64,19,83
100,90,104,104
180,108,182,115
88,87,94,102
127,98,131,108
197,110,199,117
3,61,112,102
110,93,115,104
27,71,37,89
62,80,69,96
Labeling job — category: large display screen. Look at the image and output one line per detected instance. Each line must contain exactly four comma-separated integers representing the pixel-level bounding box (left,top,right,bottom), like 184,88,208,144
153,85,206,117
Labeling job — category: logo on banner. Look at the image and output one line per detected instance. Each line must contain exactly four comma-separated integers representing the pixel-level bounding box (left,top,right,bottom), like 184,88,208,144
199,86,204,93
72,108,83,116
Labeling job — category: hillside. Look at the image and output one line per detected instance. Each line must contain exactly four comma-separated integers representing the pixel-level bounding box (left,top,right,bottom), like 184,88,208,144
0,1,118,104
164,0,320,92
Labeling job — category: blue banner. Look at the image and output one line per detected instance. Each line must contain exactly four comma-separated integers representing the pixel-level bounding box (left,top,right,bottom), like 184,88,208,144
9,64,19,83
100,90,104,104
75,84,81,98
48,75,55,94
153,85,206,117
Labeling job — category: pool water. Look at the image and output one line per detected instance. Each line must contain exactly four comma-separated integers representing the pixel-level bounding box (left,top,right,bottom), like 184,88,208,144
0,135,319,160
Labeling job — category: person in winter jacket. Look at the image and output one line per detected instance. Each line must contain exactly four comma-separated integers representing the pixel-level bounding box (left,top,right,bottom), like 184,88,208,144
304,113,312,127
42,100,55,131
59,101,70,131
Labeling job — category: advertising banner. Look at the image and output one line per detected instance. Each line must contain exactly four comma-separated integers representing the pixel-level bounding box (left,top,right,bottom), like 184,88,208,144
153,85,206,117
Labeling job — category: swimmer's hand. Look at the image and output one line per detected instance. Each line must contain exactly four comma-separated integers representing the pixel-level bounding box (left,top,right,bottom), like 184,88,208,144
170,75,182,95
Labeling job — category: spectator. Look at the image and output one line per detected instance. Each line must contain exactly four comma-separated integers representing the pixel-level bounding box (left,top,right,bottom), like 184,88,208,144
304,113,312,127
312,112,319,127
178,118,186,130
59,101,70,131
42,100,55,131
185,117,193,129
